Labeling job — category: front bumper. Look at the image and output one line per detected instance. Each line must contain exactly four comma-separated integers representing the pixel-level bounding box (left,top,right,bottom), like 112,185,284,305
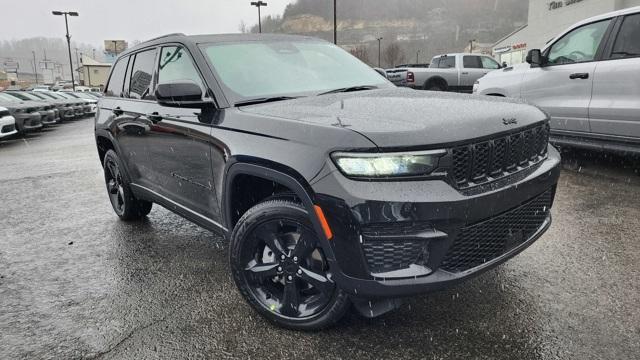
59,106,74,120
0,115,18,138
39,110,57,125
311,146,561,298
14,113,43,133
73,106,84,117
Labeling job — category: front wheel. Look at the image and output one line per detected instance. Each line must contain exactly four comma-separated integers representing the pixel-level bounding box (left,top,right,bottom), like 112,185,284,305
230,200,350,330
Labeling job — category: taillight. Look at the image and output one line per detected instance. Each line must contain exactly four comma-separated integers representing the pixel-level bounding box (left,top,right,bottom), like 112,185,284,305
407,71,415,83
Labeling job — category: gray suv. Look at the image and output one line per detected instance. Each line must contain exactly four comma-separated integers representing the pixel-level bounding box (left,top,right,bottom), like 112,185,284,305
475,6,640,154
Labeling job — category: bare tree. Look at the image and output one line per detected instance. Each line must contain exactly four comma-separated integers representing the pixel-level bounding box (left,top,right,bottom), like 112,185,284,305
238,20,249,34
383,42,406,68
349,45,369,65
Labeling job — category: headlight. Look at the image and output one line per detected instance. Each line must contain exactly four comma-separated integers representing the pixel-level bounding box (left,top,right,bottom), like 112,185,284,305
332,150,446,178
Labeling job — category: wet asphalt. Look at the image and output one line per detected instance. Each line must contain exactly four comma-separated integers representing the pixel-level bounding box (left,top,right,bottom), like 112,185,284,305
1,119,639,360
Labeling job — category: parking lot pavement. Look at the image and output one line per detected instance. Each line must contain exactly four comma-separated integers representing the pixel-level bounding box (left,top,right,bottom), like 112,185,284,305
0,120,639,360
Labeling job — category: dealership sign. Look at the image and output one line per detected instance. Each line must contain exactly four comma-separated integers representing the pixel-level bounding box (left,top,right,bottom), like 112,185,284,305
548,0,584,11
494,43,527,53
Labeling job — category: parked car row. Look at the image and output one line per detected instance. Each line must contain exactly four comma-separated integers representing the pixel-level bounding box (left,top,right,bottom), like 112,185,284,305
0,90,100,139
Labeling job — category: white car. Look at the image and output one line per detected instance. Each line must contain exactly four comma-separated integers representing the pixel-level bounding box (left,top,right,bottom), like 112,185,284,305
0,106,18,139
475,6,640,154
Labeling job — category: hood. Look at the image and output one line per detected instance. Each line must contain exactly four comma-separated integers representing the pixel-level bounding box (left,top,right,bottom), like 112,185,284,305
0,100,35,112
239,88,547,148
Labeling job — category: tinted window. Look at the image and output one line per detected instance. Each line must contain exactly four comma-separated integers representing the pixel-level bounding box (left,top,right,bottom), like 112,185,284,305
129,49,157,100
481,56,500,69
547,19,610,65
158,46,204,88
105,57,129,97
463,56,482,68
611,14,640,59
438,56,455,68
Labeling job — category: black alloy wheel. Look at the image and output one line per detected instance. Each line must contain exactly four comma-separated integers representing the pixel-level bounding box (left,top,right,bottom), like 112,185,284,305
102,150,152,220
230,200,349,330
105,157,126,215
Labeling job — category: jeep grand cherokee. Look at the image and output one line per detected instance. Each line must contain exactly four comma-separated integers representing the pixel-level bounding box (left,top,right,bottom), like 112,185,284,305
95,33,561,330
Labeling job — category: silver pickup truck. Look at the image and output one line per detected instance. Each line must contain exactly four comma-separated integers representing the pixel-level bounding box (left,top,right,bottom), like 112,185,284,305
475,6,640,154
387,53,501,92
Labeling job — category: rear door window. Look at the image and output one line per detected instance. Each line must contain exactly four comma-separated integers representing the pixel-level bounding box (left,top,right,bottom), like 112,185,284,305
129,49,158,100
438,56,456,68
463,56,482,68
611,13,640,59
105,57,129,97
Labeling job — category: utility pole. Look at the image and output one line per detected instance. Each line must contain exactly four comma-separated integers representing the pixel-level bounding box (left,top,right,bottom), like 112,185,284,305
333,0,337,44
469,39,476,54
52,10,79,91
376,37,383,67
250,1,267,33
32,51,38,84
416,50,421,64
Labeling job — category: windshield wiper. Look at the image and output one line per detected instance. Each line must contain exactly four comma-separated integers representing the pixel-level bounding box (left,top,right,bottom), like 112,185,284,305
234,96,299,107
318,85,378,96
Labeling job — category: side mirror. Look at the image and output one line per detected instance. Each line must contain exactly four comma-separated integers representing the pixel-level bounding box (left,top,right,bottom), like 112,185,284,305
155,81,211,108
526,49,545,68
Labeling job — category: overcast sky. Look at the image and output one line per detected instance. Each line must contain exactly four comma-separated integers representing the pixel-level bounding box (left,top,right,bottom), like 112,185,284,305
1,0,293,47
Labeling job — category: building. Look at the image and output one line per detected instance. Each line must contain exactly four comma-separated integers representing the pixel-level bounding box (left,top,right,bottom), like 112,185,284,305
76,55,111,89
492,0,640,65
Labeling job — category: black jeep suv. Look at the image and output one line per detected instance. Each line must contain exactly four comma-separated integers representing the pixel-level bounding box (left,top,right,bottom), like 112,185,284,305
95,33,561,330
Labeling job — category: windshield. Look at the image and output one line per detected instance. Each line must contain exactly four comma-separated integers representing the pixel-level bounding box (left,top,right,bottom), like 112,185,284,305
199,40,391,104
12,92,43,101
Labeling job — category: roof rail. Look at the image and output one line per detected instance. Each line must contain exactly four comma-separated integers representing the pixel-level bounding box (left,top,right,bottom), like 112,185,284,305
145,33,186,42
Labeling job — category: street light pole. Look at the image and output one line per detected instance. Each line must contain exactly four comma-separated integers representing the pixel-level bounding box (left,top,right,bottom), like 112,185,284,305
416,50,420,64
52,10,79,91
333,0,337,44
250,1,267,33
32,51,38,85
376,37,383,67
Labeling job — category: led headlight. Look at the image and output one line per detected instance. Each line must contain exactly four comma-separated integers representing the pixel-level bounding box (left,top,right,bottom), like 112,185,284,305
332,150,446,178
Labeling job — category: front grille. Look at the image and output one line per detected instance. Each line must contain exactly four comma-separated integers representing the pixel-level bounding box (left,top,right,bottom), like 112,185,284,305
361,222,432,273
1,124,16,134
451,123,549,189
362,240,429,273
440,190,553,273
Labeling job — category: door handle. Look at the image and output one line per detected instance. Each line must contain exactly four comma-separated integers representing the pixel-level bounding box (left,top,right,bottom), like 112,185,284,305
461,72,469,75
569,73,589,79
112,107,123,116
147,112,163,123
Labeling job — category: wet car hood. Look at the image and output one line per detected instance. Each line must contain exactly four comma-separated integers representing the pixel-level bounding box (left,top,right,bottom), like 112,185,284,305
239,88,547,148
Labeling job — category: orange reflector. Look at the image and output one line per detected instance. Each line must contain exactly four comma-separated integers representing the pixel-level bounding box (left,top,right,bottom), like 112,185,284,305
314,205,333,240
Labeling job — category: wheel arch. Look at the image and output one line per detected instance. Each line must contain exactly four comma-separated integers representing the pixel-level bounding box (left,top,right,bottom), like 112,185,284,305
424,76,448,90
223,160,330,246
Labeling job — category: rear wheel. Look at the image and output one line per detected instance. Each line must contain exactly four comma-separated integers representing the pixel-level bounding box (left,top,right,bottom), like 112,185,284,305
103,150,152,220
230,200,349,330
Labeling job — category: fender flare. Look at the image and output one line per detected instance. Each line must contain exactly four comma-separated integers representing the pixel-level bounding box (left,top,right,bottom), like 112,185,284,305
223,161,331,247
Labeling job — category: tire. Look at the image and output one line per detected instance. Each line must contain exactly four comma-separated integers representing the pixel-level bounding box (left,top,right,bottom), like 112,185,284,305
102,150,152,220
425,82,445,91
230,199,350,330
